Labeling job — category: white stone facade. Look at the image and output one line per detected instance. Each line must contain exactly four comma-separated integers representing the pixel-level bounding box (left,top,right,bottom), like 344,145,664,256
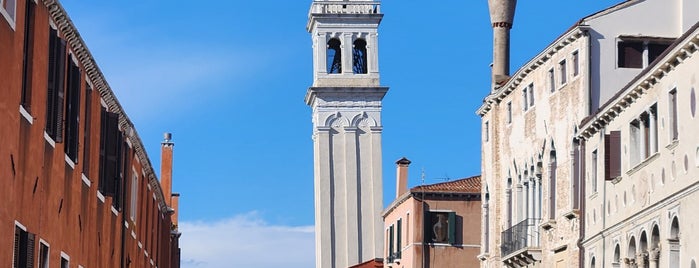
305,1,386,268
578,23,699,268
478,1,699,267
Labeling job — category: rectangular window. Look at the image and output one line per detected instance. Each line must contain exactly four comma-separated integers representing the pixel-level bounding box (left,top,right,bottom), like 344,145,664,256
130,173,138,221
548,68,555,93
591,150,598,193
396,219,402,259
424,211,456,244
618,41,644,68
61,254,69,268
82,84,92,174
559,60,567,85
388,224,394,262
65,58,81,163
1,0,17,25
528,83,535,107
605,131,621,180
669,89,678,141
648,43,670,64
99,108,120,196
522,87,529,111
629,119,641,166
506,101,512,124
13,224,34,268
46,27,66,142
484,121,489,142
38,241,49,268
572,51,579,77
21,0,36,110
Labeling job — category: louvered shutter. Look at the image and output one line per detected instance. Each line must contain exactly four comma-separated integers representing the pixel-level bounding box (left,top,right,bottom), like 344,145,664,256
605,131,622,180
423,211,432,243
54,39,67,143
65,61,81,161
388,225,394,260
13,227,20,268
104,112,120,196
99,108,108,193
448,212,456,244
46,28,58,138
82,86,92,174
396,219,402,258
25,233,35,268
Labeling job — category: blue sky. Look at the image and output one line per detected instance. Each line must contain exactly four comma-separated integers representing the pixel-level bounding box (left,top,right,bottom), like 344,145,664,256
59,1,620,267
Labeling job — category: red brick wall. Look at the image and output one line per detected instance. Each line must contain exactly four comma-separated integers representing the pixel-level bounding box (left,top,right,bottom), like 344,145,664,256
0,1,180,267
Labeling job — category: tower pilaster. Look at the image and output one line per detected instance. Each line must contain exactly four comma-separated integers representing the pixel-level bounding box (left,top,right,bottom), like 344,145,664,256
306,1,387,267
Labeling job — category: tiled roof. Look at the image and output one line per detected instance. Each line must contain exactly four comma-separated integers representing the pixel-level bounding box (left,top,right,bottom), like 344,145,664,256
411,175,481,194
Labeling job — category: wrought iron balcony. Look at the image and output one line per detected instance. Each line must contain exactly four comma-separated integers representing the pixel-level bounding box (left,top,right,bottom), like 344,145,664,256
501,218,542,266
309,1,381,15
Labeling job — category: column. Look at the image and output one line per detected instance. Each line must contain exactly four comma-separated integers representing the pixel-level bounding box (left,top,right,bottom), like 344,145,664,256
505,186,512,228
649,108,657,153
639,115,646,159
516,182,523,222
649,248,660,268
344,126,359,264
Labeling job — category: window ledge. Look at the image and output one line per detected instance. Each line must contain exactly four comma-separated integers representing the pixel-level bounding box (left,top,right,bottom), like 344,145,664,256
19,106,33,124
589,192,599,199
540,220,556,231
626,152,660,176
131,231,137,239
0,7,16,30
666,140,679,150
557,83,568,90
81,173,91,187
44,132,56,148
563,210,579,220
477,253,490,261
65,154,76,170
97,191,106,203
111,206,119,216
611,176,623,185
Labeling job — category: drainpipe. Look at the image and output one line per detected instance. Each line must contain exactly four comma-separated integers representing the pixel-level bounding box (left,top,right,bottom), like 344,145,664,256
577,139,586,268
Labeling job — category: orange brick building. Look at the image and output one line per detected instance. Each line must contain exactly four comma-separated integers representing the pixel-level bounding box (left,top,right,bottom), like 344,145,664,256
0,0,181,267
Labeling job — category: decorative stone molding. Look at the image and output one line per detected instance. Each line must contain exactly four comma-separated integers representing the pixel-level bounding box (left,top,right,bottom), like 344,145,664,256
42,0,168,209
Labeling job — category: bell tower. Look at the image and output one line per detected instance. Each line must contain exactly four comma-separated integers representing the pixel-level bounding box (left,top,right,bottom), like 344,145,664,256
304,1,387,268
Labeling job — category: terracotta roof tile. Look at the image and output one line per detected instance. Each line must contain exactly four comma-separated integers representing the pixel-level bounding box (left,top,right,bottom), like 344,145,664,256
411,175,481,194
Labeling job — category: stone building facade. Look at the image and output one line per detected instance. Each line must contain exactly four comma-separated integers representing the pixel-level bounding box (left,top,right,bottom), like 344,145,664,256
0,0,181,267
577,22,699,268
479,0,699,267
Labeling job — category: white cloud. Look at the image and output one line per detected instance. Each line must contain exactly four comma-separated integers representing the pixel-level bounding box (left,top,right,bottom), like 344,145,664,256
179,212,315,268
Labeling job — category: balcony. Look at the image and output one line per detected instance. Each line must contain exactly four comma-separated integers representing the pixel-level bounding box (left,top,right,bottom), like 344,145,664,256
501,218,542,267
309,1,381,15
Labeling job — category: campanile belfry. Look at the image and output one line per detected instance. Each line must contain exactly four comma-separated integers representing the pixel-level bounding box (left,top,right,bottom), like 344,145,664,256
304,1,387,267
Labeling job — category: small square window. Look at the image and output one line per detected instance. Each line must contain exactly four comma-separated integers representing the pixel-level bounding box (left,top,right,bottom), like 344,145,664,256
425,211,456,244
506,102,512,124
618,41,643,68
484,121,490,142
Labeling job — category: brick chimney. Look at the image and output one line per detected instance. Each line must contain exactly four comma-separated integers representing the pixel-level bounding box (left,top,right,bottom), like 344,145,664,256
160,132,174,207
396,157,411,198
488,0,517,89
171,193,180,230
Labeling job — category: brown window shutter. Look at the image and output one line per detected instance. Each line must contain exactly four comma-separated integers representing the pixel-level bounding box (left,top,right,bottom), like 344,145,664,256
82,86,92,174
65,61,81,161
99,108,108,193
605,131,621,180
25,233,35,268
13,227,20,268
104,112,120,196
54,39,67,143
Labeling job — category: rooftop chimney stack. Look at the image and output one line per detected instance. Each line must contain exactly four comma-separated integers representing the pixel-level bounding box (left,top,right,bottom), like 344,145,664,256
488,0,517,89
396,157,411,198
161,132,174,207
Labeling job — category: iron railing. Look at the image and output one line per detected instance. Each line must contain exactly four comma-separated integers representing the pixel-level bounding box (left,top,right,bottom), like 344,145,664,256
501,218,541,257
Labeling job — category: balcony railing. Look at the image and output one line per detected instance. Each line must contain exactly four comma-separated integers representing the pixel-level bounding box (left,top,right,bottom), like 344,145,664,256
309,1,381,15
501,218,541,257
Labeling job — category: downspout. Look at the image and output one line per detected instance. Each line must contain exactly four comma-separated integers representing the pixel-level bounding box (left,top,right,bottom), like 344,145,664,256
120,154,129,268
577,139,586,268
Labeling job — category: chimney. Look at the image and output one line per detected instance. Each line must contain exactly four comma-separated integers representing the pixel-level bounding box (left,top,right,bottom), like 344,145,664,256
161,132,174,207
488,0,517,88
171,193,180,231
395,157,411,198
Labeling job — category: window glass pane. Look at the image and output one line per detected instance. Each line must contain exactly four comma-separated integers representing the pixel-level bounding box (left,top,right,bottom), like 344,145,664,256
618,41,643,68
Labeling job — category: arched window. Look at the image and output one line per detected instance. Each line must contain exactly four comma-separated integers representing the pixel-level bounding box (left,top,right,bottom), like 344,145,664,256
352,39,368,74
628,237,637,259
327,38,342,74
590,257,596,268
670,217,680,267
613,244,621,264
